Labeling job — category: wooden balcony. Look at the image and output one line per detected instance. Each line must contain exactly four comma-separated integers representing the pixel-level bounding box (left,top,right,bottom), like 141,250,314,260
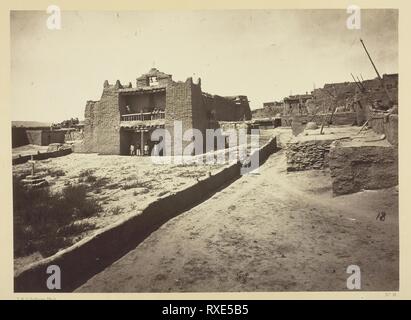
121,111,165,122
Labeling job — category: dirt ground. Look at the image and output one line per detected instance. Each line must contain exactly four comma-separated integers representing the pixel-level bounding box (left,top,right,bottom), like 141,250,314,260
13,153,225,269
13,132,271,270
77,148,399,292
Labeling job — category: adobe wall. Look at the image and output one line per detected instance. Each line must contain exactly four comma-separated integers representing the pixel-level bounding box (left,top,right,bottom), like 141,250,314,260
12,128,65,147
95,85,121,154
26,130,43,145
165,78,195,155
47,131,66,145
12,148,72,165
12,127,29,148
329,140,398,195
212,96,236,121
165,78,250,155
191,80,210,137
311,82,357,111
368,112,398,146
83,82,121,154
361,75,398,106
204,95,251,122
83,101,98,152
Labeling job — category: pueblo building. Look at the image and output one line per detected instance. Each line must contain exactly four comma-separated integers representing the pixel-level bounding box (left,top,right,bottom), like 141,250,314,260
82,68,251,155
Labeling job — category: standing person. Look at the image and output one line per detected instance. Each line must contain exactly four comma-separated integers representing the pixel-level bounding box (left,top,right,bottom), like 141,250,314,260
136,143,141,156
144,143,149,156
152,143,159,156
129,144,135,156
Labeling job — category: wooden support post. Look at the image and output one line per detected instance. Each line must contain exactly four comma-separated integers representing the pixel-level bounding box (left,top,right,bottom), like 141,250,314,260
140,130,144,155
319,103,326,134
28,155,36,176
327,106,338,127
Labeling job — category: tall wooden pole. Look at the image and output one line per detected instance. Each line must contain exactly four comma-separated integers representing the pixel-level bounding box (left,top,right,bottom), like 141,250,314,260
351,73,363,92
360,39,382,80
360,38,393,105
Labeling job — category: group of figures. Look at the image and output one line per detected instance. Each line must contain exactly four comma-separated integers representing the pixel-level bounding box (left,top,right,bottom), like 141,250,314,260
129,142,160,156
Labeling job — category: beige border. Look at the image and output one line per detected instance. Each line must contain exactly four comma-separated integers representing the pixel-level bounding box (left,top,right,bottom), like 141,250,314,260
0,0,409,300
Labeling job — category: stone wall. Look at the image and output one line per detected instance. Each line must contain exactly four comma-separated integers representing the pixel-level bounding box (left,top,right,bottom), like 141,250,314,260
329,140,398,195
286,138,334,171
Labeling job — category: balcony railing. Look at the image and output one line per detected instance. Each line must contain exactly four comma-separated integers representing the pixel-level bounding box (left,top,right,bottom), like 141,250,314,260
121,111,165,122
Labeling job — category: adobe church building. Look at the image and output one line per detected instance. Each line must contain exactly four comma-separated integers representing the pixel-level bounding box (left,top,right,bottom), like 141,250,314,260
81,68,251,155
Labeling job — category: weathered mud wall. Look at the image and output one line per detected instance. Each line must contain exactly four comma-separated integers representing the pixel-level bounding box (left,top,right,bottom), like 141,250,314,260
12,127,30,148
329,140,398,195
12,148,72,165
368,113,398,146
83,82,121,154
12,128,65,147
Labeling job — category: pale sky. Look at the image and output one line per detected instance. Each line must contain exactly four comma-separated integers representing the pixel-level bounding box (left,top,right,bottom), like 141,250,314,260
11,9,398,122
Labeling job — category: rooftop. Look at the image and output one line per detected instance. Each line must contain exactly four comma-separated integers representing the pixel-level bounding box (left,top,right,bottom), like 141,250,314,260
118,86,166,95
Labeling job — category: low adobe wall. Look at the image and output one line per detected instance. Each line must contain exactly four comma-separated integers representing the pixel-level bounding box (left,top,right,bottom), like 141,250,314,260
329,140,398,195
253,135,278,166
26,130,66,146
14,137,277,292
12,148,72,165
368,113,398,146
